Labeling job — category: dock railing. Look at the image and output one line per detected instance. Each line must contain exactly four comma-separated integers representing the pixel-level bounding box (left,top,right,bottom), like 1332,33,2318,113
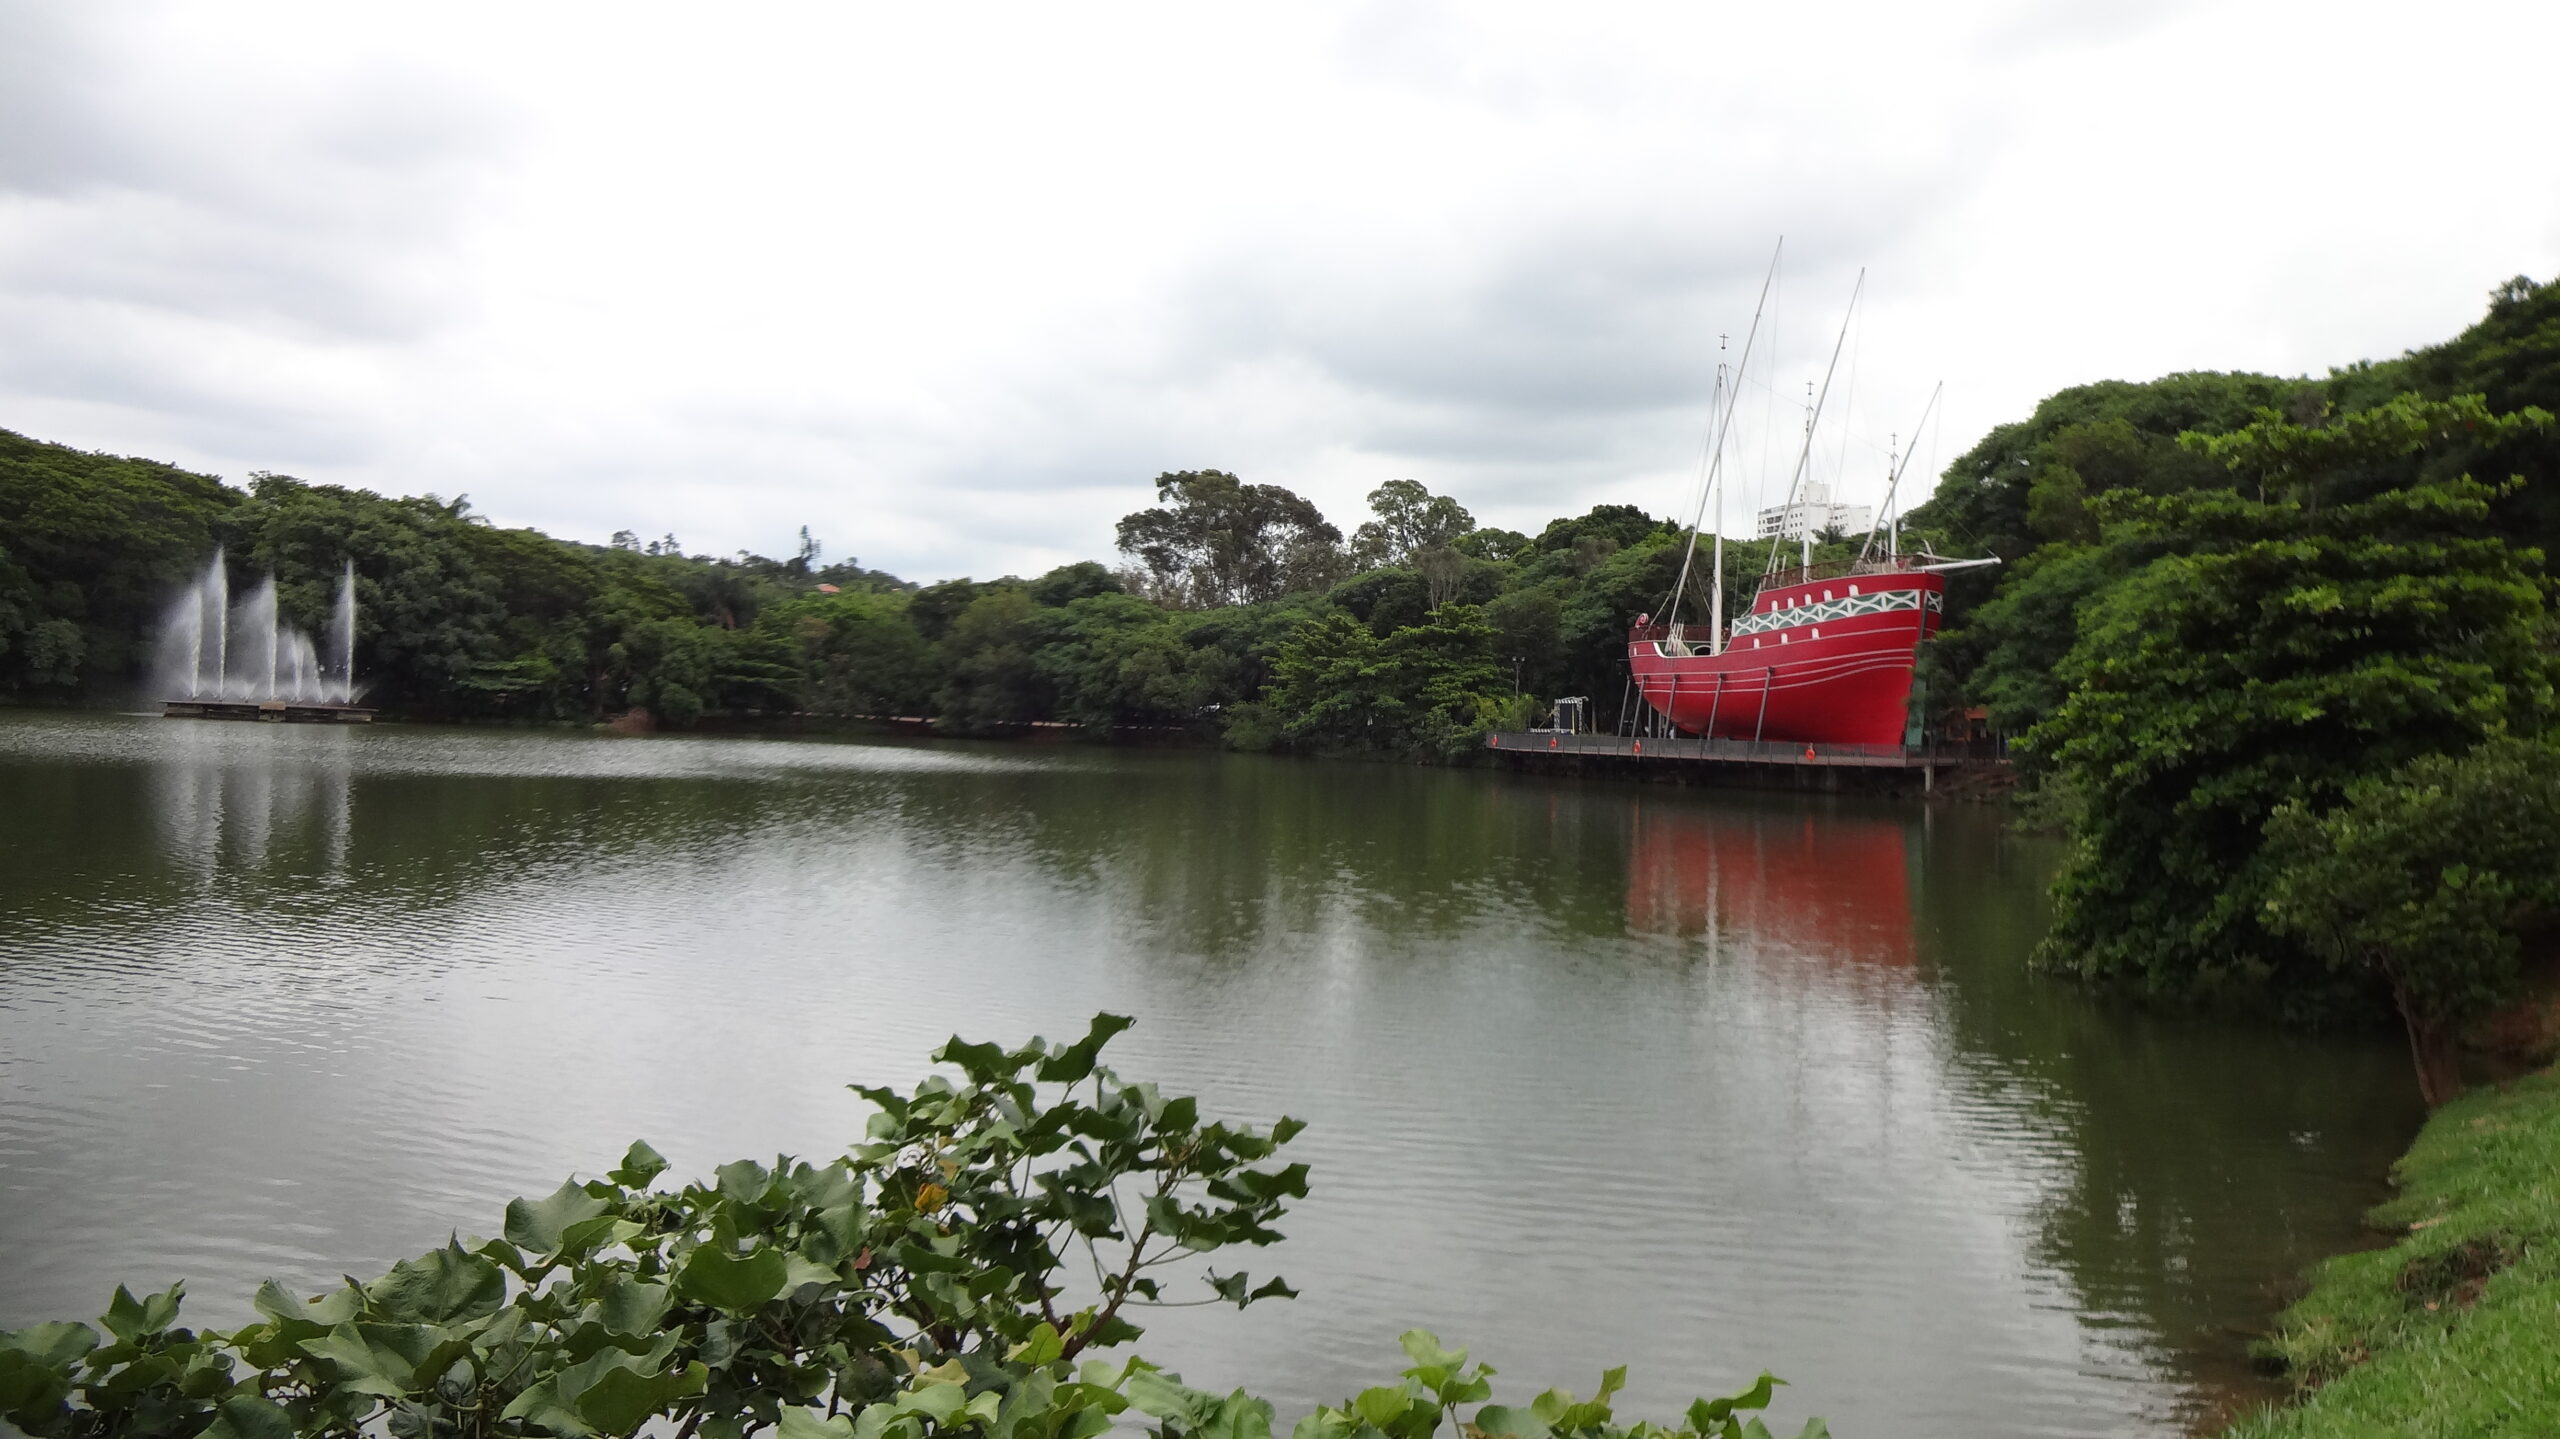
1486,730,2002,770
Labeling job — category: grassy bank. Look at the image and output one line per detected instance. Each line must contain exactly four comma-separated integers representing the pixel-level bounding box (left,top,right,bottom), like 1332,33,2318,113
2227,1069,2560,1437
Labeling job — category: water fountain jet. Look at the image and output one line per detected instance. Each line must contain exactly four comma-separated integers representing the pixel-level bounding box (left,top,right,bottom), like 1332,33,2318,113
155,552,374,722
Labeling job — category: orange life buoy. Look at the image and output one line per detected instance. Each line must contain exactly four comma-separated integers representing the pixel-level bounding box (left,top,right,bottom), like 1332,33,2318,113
1633,740,1643,755
1803,745,1817,761
1488,735,1499,747
1549,737,1559,750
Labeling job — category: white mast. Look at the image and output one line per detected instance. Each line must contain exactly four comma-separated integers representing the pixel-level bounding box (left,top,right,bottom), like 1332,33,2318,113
1710,352,1728,654
1799,382,1814,575
1858,382,1942,566
1665,240,1780,640
1767,269,1864,579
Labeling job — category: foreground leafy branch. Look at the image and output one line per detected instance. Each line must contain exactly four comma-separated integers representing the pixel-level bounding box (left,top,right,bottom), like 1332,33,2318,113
0,1016,1823,1439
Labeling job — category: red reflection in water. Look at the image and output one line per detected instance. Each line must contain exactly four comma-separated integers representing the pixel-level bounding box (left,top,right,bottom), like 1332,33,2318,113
1625,801,1915,966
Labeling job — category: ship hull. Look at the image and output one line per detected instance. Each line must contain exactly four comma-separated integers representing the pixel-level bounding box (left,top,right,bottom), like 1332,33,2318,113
1627,569,1944,747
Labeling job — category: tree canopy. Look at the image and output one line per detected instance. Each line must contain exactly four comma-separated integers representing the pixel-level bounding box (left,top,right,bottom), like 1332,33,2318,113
1112,471,1345,609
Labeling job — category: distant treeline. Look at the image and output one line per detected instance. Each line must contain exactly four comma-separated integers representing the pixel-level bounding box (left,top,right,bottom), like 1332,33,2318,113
0,427,1858,754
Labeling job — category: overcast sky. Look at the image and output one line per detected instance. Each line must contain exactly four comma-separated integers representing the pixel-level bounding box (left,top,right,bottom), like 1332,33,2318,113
5,2,2556,581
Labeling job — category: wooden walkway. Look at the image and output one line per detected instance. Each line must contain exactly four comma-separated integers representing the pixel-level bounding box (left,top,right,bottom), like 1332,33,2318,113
1482,731,2010,792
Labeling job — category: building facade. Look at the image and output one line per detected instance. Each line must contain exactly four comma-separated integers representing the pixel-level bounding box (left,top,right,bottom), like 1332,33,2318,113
1754,481,1873,541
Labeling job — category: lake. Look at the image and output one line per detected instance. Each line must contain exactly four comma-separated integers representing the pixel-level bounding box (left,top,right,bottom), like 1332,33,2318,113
0,711,2422,1436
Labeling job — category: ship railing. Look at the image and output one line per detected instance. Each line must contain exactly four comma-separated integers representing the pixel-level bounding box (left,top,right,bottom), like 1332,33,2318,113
1499,731,1977,766
1631,621,1721,648
1764,553,1952,587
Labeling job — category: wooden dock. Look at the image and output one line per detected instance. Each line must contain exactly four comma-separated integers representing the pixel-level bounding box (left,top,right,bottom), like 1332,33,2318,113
1484,730,2001,793
163,699,376,723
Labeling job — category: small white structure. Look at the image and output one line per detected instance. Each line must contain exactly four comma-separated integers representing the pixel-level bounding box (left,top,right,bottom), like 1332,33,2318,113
1754,481,1873,542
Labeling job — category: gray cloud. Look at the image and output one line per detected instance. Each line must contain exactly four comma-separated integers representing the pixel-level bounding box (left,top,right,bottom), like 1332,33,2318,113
1,1,2553,584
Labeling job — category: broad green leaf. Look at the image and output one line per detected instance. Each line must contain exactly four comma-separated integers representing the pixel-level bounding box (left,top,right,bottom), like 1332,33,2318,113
1686,1373,1782,1427
850,1402,920,1439
199,1394,297,1439
892,1381,970,1424
1006,1322,1065,1367
816,1202,865,1257
1125,1368,1217,1424
935,1035,1013,1083
250,1280,315,1326
609,1141,670,1188
100,1283,184,1341
596,1277,672,1337
500,1375,596,1437
1198,1390,1276,1439
369,1242,505,1323
576,1359,707,1432
506,1181,613,1256
0,1321,99,1368
559,1213,645,1259
716,1159,778,1207
778,1408,858,1439
301,1322,437,1398
1034,1013,1135,1083
1350,1386,1417,1429
1467,1405,1549,1439
0,1349,74,1419
781,1254,840,1291
674,1244,787,1313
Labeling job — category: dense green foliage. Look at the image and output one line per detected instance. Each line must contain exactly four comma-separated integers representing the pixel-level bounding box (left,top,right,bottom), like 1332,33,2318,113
0,430,238,697
2265,739,2560,1105
2028,398,2557,1023
2228,1067,2560,1437
1903,279,2560,1074
0,1019,1823,1439
1913,277,2560,744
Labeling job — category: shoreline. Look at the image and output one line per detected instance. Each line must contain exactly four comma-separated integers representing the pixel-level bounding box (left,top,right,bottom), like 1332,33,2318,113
2219,1069,2560,1435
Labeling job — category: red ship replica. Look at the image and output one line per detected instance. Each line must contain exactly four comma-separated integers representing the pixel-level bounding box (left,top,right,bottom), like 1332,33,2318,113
1626,555,1953,747
1618,251,1992,750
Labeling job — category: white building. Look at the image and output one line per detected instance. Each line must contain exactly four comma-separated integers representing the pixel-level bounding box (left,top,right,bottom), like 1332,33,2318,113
1754,481,1873,542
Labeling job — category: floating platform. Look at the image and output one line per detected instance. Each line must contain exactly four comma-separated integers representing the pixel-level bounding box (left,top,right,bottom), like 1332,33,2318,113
162,699,376,723
1484,730,2003,793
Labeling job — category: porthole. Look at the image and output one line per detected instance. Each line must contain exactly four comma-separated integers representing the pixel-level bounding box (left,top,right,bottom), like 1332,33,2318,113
1811,628,1820,638
1822,589,1832,601
1848,584,1860,597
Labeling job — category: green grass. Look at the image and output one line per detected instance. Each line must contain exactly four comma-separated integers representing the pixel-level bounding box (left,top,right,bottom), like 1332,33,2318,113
2224,1069,2560,1438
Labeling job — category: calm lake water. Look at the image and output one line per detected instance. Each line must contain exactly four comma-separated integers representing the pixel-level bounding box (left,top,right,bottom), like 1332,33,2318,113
0,711,2423,1436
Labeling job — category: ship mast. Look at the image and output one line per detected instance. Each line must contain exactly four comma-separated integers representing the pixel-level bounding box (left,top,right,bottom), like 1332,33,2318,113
1664,239,1779,649
1858,381,1942,566
1711,350,1726,654
1764,269,1864,580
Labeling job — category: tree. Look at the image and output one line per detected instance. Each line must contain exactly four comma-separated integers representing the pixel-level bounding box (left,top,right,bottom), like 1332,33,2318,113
1515,499,1658,555
937,588,1048,732
761,590,938,717
1027,561,1122,608
1349,479,1475,571
1262,604,1507,756
1114,471,1344,609
1031,593,1204,730
1453,528,1531,562
2265,737,2560,1105
2030,397,2558,1018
